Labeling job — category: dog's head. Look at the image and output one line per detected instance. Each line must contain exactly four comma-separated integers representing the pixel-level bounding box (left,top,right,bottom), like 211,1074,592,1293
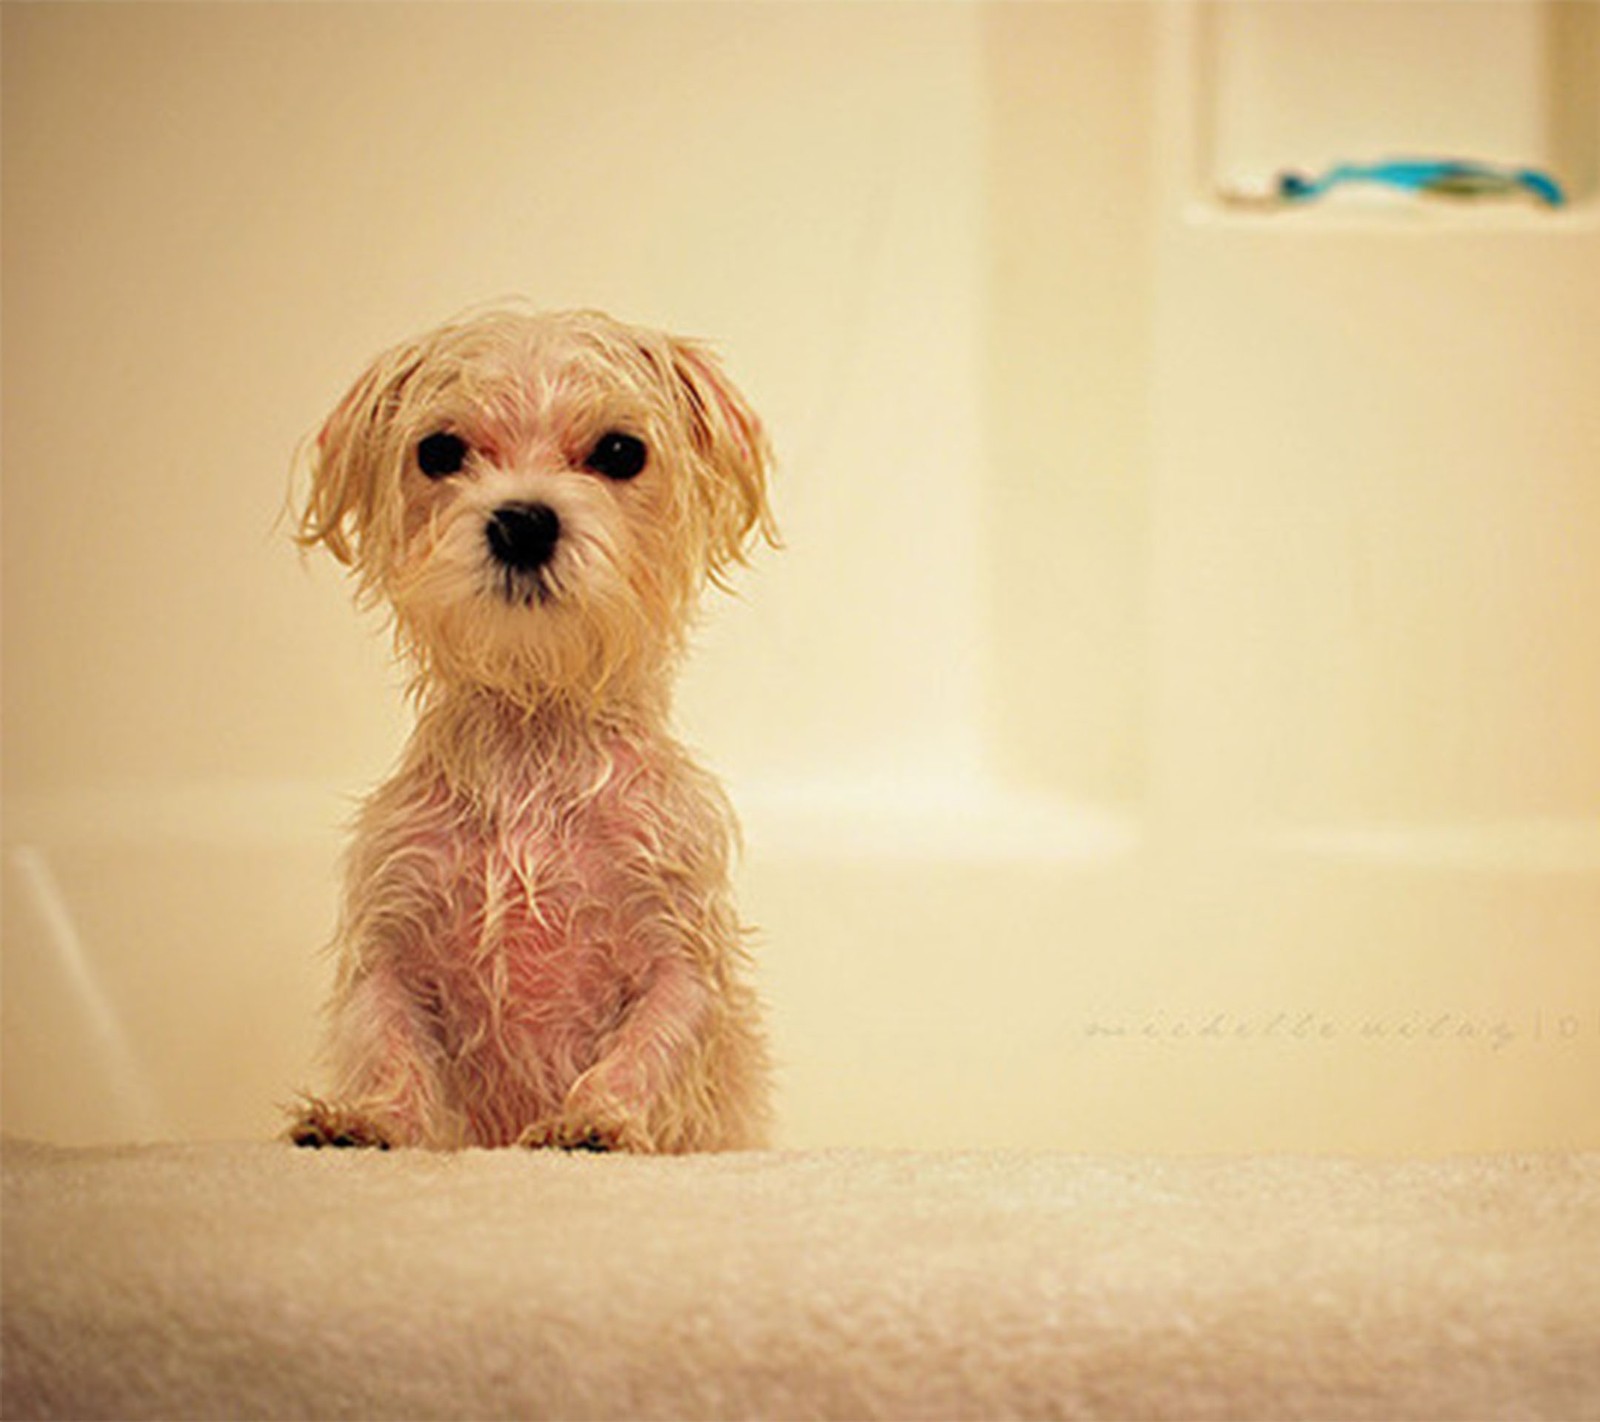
298,308,775,712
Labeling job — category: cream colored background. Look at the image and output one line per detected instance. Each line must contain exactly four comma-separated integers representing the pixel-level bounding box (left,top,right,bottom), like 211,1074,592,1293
4,2,1598,1153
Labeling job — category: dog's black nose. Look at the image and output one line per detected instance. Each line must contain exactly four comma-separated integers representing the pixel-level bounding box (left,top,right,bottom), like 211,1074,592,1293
486,502,561,572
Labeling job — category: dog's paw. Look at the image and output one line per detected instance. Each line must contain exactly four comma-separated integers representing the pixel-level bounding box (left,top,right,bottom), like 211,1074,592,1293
517,1091,655,1155
519,1120,653,1153
516,1121,607,1152
286,1097,394,1150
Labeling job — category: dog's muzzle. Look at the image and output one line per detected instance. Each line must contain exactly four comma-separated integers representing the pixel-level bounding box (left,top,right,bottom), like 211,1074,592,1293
486,502,561,573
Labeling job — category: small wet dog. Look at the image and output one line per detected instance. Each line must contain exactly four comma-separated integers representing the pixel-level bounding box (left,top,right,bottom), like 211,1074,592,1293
288,308,775,1152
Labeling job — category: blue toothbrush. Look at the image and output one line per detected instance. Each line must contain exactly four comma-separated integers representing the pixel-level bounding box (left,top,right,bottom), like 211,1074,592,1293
1277,159,1565,207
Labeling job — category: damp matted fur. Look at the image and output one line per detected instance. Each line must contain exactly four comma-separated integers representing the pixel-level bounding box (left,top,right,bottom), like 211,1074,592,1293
287,308,776,1152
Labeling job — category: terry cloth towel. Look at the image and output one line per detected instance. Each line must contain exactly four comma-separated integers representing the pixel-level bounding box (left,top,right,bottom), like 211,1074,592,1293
3,1142,1598,1420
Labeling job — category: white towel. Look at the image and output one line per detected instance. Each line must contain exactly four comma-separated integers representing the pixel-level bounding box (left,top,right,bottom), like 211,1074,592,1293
4,1141,1597,1420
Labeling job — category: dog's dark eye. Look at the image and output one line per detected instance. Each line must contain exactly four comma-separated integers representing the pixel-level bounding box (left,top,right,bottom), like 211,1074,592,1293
584,432,647,482
416,432,468,479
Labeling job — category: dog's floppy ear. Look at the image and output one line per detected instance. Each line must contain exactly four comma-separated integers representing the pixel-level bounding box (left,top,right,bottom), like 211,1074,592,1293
665,339,779,588
296,341,426,576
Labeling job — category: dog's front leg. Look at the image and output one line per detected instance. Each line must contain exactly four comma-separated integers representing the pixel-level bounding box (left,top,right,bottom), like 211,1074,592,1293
288,966,455,1150
532,955,712,1153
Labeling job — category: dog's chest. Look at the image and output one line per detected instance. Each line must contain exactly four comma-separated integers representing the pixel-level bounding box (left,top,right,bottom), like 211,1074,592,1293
413,753,666,1041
